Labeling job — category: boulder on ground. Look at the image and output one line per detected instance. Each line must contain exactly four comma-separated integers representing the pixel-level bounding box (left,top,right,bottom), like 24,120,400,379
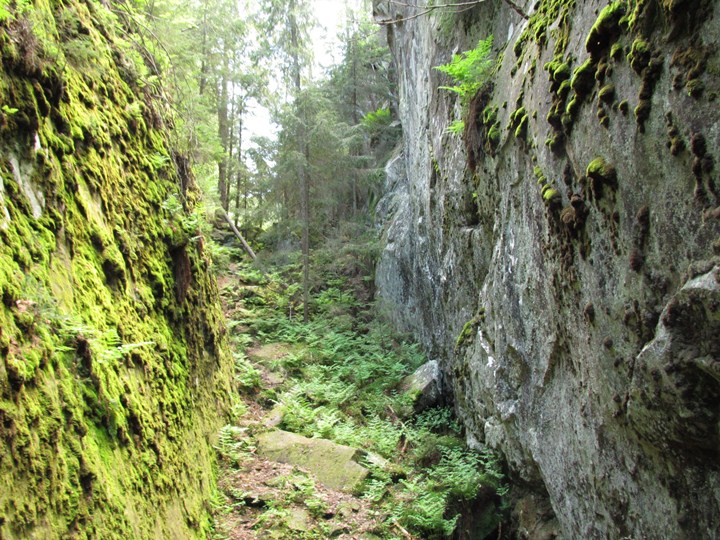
399,359,443,412
256,430,369,492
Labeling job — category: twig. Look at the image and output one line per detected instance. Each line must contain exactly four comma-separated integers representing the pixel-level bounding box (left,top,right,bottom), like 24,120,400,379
375,0,527,25
393,520,415,539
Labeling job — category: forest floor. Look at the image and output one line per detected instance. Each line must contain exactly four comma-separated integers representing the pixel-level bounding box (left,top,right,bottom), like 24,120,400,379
208,247,507,540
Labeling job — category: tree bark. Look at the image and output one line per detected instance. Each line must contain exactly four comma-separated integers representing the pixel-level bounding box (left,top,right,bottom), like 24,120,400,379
234,107,244,227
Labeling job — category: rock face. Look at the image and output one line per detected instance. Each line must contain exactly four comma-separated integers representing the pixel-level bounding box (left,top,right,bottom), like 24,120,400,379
0,1,233,537
374,0,720,537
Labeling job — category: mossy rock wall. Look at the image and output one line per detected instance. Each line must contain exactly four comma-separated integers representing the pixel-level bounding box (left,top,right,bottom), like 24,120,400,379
0,0,233,538
374,0,720,537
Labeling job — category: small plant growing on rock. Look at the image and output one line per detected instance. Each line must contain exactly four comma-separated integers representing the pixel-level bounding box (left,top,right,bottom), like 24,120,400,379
435,36,494,106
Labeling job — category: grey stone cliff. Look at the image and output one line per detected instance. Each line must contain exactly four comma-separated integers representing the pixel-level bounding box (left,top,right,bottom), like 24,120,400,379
374,0,720,537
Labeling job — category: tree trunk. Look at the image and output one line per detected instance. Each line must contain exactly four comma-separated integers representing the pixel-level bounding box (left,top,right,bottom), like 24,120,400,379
290,1,310,322
217,49,230,211
349,14,359,215
234,108,244,227
220,211,257,261
198,0,210,95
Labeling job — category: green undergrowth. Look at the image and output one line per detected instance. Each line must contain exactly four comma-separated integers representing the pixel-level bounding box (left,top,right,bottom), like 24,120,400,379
214,245,508,539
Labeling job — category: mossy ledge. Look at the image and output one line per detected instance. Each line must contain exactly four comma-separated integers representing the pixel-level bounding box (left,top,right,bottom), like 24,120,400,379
0,1,233,538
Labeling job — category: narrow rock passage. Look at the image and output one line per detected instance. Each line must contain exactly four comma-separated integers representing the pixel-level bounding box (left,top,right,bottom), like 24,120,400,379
209,259,507,539
212,267,385,539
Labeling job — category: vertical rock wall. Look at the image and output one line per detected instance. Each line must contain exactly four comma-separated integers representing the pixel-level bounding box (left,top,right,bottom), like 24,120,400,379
0,1,233,537
374,0,720,537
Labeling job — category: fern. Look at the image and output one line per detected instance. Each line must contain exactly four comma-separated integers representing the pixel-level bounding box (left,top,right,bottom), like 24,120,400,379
445,119,465,135
435,35,494,104
215,425,253,467
221,260,508,538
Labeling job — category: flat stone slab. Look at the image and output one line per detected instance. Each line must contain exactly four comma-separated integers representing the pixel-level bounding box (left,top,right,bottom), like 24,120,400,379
256,430,369,492
247,343,294,364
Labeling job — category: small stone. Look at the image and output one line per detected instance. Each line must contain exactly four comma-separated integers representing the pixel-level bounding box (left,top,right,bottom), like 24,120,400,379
287,507,311,532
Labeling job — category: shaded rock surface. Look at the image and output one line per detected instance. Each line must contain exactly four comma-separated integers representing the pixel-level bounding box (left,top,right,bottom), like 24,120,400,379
256,430,369,492
374,0,720,537
399,359,443,412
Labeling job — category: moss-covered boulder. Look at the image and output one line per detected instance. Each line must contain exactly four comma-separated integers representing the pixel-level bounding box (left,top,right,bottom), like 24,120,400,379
256,430,369,492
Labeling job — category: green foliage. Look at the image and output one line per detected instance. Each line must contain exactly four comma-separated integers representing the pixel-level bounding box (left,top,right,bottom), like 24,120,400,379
1,104,18,114
0,0,29,22
389,445,506,538
220,259,508,538
446,119,465,135
161,193,205,242
0,0,11,22
149,152,171,171
215,425,254,467
435,36,494,104
361,107,392,129
233,351,262,390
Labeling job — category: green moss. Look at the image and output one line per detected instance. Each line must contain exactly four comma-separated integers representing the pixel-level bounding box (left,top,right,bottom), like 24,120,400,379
542,187,560,203
0,0,233,537
482,105,498,125
634,100,651,128
455,310,486,350
685,78,704,98
595,61,609,82
627,39,650,74
610,43,624,61
586,157,618,198
585,2,626,59
565,96,580,117
597,107,610,128
510,107,528,140
586,157,616,179
570,59,596,98
513,0,577,59
557,79,571,100
487,124,500,147
667,125,686,155
598,84,616,103
545,134,564,153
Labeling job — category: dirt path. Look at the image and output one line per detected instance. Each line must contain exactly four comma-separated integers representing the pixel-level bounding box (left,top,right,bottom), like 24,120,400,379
212,273,385,539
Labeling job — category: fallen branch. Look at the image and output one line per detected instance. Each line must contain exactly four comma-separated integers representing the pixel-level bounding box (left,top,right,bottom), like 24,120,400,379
220,211,257,261
376,0,527,25
393,520,415,539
